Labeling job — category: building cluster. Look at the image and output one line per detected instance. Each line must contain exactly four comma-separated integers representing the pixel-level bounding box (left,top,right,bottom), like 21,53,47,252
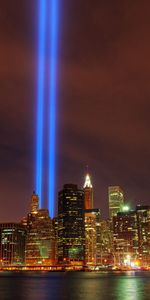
0,175,150,270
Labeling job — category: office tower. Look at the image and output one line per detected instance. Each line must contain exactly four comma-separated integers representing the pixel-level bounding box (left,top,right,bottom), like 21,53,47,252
25,192,55,266
136,205,150,266
108,186,124,219
113,211,138,266
0,223,26,266
52,217,58,264
31,191,39,214
84,208,101,266
95,211,102,265
99,220,114,265
84,173,93,209
58,184,84,266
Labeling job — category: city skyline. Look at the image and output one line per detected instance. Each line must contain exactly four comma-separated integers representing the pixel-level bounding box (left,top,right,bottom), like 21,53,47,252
0,175,147,222
1,184,150,270
1,1,150,221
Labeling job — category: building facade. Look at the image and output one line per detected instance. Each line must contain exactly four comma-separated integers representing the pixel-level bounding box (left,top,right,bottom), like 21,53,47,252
58,184,85,266
109,186,124,219
0,223,26,266
136,205,150,266
113,211,138,266
84,208,101,266
52,217,58,264
25,192,55,266
99,220,114,265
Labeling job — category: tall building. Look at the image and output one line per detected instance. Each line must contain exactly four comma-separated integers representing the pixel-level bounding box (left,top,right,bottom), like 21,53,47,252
112,206,150,267
0,223,26,266
31,191,39,214
84,208,101,266
84,173,93,209
108,186,124,219
99,220,114,265
113,211,138,265
52,217,58,264
58,184,85,266
136,205,150,266
25,192,55,266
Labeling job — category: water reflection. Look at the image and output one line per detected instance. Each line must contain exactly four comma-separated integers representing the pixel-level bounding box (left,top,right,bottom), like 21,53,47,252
0,271,149,300
115,276,142,300
61,272,144,300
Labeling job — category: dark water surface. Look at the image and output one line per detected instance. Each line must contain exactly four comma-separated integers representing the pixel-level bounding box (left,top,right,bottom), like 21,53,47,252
0,271,149,300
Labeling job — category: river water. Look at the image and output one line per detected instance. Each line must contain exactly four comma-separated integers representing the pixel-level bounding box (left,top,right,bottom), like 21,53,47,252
0,271,149,300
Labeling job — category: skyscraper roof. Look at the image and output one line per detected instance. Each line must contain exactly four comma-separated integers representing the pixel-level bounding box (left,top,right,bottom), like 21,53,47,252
84,174,93,189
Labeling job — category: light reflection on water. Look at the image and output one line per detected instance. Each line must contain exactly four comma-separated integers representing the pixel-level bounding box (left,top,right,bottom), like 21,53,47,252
0,271,149,300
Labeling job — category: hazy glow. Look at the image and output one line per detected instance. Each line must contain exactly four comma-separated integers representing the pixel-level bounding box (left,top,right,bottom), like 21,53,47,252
48,0,58,217
122,205,130,212
84,174,93,188
36,0,47,207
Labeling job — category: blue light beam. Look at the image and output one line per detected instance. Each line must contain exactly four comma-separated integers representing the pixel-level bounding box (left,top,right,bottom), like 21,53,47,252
48,0,59,217
36,0,47,207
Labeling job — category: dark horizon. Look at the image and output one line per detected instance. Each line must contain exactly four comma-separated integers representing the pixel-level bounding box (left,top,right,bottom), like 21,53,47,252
1,1,150,222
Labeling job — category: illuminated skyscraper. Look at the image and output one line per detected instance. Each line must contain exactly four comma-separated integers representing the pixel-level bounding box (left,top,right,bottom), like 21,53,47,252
136,205,150,266
25,192,55,266
31,191,39,214
108,186,124,219
99,220,114,265
112,206,150,267
52,217,59,264
113,211,138,265
84,208,101,266
84,173,93,209
58,184,84,266
0,223,26,266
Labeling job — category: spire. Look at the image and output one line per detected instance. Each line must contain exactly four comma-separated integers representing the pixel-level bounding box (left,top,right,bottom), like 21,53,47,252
84,173,93,189
31,191,39,214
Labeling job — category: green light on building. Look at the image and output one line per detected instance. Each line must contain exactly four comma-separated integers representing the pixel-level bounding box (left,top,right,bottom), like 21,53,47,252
122,205,130,212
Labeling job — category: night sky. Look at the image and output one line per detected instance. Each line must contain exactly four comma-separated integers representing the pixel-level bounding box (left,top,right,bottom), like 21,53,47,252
1,1,150,221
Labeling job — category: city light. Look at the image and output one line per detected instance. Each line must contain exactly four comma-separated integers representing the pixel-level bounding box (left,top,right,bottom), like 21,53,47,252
84,174,93,188
124,255,131,266
36,0,47,207
122,205,130,212
48,0,59,218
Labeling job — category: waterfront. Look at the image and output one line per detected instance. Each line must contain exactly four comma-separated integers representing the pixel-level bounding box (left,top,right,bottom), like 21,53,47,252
0,271,149,300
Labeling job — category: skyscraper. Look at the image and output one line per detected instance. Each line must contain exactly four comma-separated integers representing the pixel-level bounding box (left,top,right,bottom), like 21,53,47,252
99,220,113,265
25,192,55,266
108,186,124,219
136,205,150,266
52,217,59,264
113,211,138,265
58,184,85,266
31,191,39,214
0,223,26,266
84,208,101,266
84,173,93,209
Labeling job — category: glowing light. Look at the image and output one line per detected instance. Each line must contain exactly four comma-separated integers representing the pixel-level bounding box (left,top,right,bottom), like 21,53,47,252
134,260,139,266
48,0,58,217
130,262,135,268
124,255,131,266
36,0,47,207
122,205,130,212
84,174,93,188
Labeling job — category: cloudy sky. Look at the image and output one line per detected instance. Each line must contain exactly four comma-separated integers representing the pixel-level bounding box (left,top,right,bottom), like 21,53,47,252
0,0,150,221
